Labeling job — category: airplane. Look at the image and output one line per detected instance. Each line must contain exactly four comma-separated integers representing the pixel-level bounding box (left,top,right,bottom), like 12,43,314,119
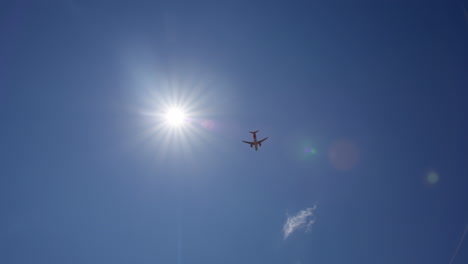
242,130,268,151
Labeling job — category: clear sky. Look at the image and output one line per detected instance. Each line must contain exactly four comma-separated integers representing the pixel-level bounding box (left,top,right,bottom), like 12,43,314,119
1,0,468,263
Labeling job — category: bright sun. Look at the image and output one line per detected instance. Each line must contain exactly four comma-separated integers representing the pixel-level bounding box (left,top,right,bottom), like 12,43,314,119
165,107,187,127
134,68,219,159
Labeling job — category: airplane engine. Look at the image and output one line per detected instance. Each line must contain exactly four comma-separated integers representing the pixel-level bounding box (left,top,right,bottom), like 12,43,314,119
250,144,253,147
259,143,262,146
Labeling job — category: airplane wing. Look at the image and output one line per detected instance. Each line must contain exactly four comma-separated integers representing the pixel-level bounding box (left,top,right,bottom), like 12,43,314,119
258,137,268,143
242,141,254,144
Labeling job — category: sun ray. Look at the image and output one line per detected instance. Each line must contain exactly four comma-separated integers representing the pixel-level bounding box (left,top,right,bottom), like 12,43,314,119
121,49,230,163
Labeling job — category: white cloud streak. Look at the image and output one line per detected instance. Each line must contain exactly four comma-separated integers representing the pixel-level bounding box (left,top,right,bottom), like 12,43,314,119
283,205,317,240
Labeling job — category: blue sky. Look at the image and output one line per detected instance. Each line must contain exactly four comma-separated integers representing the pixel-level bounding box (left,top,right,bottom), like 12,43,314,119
1,0,468,263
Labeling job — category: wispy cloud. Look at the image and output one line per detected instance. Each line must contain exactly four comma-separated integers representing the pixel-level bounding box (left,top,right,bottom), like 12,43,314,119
283,205,317,240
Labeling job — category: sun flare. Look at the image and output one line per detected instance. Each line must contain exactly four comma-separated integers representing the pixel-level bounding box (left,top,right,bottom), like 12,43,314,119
164,107,187,127
131,65,223,160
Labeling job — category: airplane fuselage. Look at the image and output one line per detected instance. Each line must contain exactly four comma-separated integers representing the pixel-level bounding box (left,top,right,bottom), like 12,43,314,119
251,132,260,151
253,132,258,151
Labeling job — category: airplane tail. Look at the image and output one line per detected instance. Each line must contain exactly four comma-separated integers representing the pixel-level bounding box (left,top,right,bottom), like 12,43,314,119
249,130,259,134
